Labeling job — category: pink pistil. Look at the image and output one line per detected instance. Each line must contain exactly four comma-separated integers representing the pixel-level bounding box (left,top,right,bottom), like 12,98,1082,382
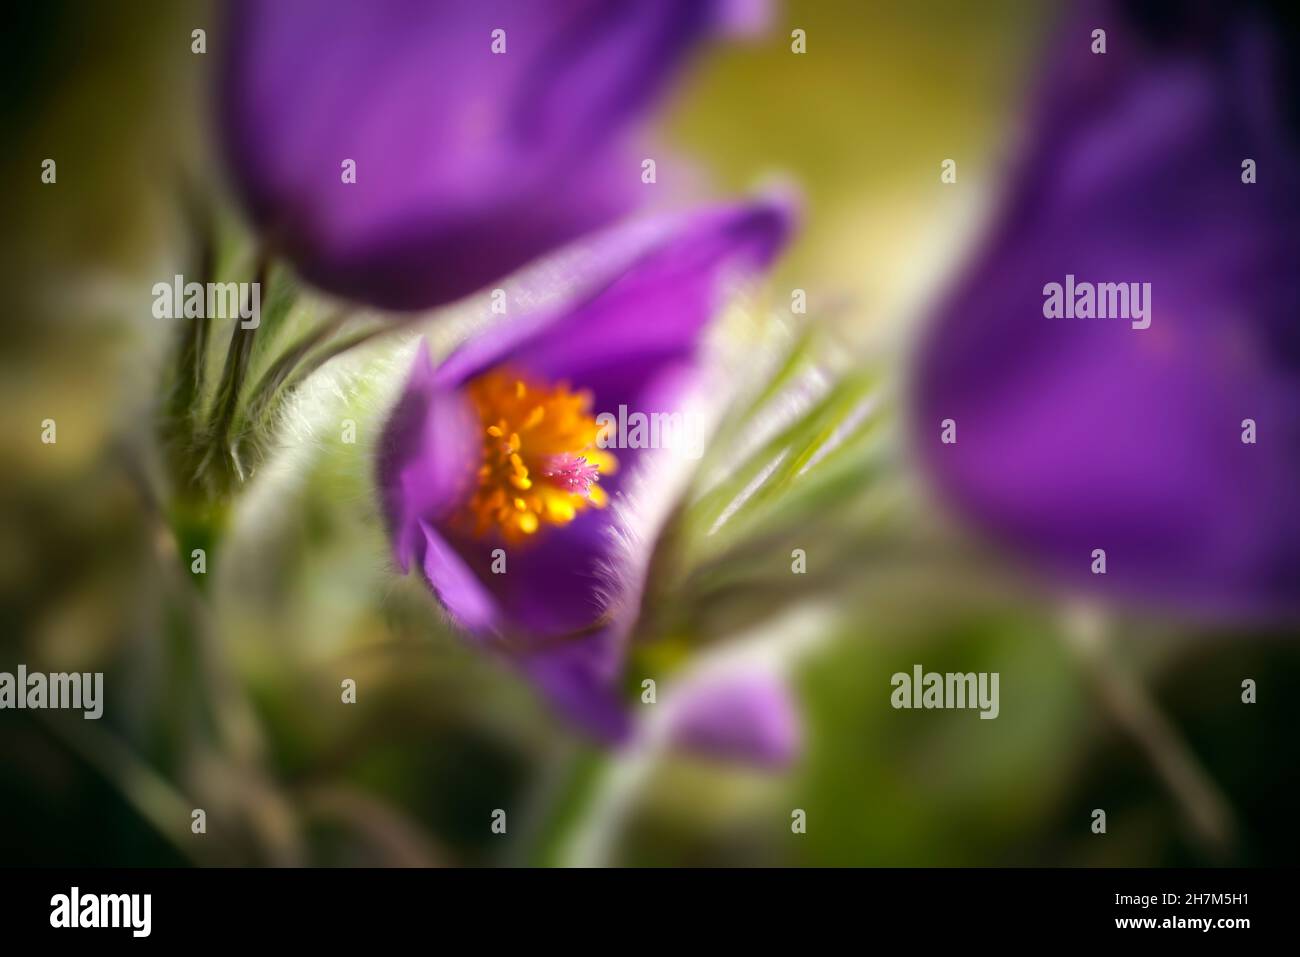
543,454,601,496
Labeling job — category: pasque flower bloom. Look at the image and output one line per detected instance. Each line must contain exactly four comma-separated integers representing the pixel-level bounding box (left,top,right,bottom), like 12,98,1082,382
377,196,800,753
913,1,1300,619
220,0,759,310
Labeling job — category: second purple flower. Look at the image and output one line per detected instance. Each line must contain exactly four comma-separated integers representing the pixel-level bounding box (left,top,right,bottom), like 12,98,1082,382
220,0,758,310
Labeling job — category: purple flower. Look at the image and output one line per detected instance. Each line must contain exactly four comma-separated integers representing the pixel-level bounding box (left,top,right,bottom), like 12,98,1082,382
912,2,1300,620
220,0,758,310
377,196,797,750
664,668,801,768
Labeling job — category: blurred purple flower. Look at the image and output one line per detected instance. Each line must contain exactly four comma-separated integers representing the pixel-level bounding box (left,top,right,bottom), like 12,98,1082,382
376,196,797,753
664,668,801,767
220,0,759,311
913,1,1300,620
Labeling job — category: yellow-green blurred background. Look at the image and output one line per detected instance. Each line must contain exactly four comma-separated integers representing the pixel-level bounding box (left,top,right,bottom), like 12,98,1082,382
3,0,1297,866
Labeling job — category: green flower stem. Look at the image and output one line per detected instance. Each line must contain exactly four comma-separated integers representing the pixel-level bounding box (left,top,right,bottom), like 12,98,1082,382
1063,607,1238,859
115,453,303,864
553,745,661,867
507,743,606,866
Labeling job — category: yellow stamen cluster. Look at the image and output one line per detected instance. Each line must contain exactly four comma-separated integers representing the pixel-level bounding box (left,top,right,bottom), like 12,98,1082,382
457,368,616,540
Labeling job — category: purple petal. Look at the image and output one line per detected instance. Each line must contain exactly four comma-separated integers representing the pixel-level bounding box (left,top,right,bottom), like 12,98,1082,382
422,520,630,742
220,0,733,310
520,633,633,743
665,669,802,768
375,344,479,573
912,2,1300,620
419,521,501,636
435,195,797,394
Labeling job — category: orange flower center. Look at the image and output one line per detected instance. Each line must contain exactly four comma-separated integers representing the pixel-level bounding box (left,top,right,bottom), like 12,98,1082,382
456,368,616,541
